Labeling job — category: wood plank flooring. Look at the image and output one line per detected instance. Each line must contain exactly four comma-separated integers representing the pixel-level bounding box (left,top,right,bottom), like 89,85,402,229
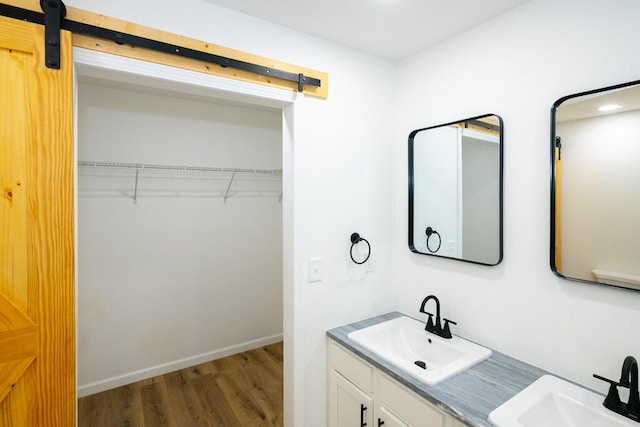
78,342,283,427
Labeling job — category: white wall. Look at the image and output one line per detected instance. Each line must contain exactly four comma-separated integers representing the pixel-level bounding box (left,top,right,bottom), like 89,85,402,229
412,126,459,255
557,110,640,281
395,0,640,395
66,1,397,425
461,136,500,264
77,82,284,394
67,0,640,422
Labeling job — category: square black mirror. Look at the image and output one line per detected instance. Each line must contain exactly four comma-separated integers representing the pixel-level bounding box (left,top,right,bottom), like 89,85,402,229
409,114,504,265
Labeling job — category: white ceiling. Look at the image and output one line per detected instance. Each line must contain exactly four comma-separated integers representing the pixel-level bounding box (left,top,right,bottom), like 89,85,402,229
204,0,531,61
556,84,640,122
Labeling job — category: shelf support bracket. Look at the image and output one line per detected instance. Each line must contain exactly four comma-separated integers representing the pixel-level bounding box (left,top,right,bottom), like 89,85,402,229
223,173,235,203
133,166,139,204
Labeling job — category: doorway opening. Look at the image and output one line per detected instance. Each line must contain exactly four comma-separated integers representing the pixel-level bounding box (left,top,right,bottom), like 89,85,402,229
74,47,297,425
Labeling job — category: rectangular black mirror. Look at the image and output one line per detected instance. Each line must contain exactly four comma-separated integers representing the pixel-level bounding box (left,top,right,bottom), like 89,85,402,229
408,114,503,265
551,80,640,290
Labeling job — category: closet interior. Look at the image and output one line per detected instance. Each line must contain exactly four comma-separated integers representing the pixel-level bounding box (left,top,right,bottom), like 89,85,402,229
76,76,284,400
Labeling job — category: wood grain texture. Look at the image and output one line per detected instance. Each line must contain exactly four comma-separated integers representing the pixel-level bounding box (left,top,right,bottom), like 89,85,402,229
0,28,29,318
0,13,33,52
0,326,36,362
0,358,35,403
79,342,283,427
0,13,75,426
3,0,328,98
0,292,35,331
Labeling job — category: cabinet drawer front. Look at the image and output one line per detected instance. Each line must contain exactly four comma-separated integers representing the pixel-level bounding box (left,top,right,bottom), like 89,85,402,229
377,374,446,426
330,341,374,393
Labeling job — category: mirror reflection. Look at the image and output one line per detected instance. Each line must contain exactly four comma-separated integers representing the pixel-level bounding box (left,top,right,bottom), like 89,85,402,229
409,114,503,265
552,81,640,290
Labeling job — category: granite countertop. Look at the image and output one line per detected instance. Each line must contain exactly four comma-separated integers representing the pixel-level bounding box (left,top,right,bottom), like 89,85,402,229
326,312,550,427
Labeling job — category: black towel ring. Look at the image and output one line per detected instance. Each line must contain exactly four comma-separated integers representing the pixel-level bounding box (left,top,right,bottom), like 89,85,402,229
350,232,371,264
425,227,441,254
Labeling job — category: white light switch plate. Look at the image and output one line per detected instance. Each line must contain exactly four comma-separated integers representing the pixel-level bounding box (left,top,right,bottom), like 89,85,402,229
308,258,322,282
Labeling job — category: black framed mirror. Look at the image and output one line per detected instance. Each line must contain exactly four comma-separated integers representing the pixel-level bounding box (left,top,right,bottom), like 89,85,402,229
551,79,640,290
408,114,503,266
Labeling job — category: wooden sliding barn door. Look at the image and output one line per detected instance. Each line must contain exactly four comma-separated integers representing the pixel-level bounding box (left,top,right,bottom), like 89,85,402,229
0,14,74,426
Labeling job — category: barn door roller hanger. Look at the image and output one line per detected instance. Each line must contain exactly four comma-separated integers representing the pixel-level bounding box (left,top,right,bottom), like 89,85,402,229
40,0,65,69
0,0,322,92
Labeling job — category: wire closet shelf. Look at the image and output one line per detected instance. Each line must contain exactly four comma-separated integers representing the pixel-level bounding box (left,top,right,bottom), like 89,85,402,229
77,161,283,203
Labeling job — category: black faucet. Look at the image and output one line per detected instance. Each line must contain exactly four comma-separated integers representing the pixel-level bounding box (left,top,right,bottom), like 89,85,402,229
594,355,640,423
419,295,456,339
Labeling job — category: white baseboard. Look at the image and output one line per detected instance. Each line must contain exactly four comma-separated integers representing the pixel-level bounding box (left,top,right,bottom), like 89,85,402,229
77,334,283,398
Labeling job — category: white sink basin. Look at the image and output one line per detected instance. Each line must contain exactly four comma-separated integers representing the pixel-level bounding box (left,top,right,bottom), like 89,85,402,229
347,315,492,385
489,375,637,427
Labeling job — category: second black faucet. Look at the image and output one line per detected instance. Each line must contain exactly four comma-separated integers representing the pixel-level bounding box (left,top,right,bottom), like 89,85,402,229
594,355,640,423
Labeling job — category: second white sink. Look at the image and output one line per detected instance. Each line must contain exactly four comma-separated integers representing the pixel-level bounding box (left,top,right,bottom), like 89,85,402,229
489,375,637,427
347,315,492,385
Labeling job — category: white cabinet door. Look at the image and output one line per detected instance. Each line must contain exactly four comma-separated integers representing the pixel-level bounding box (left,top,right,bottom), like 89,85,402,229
329,370,374,427
376,406,410,427
376,373,447,426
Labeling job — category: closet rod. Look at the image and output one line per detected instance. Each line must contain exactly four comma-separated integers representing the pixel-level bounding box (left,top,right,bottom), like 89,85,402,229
77,161,282,176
